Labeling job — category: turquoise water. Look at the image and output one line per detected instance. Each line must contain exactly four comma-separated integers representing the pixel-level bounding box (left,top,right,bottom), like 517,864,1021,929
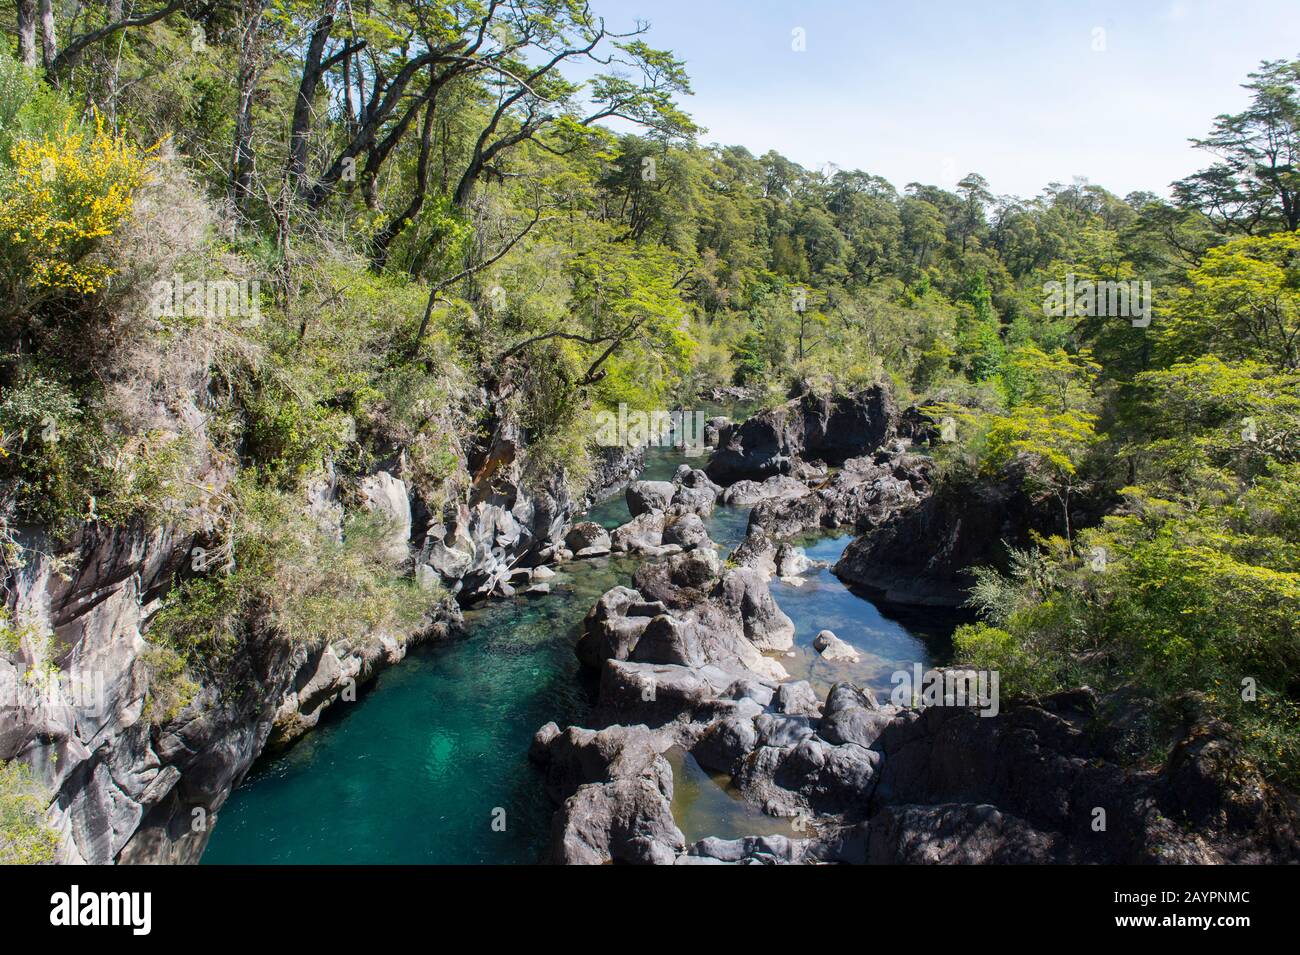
203,435,942,863
202,553,637,864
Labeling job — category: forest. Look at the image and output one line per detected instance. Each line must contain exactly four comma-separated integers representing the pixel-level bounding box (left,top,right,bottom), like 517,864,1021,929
0,1,1298,865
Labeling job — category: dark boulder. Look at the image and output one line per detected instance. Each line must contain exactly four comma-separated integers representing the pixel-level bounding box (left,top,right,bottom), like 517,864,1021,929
626,480,677,516
575,586,664,669
610,511,669,555
706,385,898,485
833,465,1045,607
662,512,710,549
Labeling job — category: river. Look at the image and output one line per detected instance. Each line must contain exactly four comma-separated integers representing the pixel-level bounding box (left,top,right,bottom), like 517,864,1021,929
202,441,944,864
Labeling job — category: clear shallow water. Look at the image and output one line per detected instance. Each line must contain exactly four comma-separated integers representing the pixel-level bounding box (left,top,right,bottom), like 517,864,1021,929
667,747,801,843
203,425,946,863
770,534,945,699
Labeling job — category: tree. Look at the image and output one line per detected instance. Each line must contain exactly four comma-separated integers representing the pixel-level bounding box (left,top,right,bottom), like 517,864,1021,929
1007,345,1101,413
286,4,694,220
38,0,187,79
900,196,945,267
955,172,992,254
493,233,693,400
1129,356,1300,489
1174,58,1300,234
983,406,1100,542
955,272,1003,381
1159,230,1300,371
229,0,268,212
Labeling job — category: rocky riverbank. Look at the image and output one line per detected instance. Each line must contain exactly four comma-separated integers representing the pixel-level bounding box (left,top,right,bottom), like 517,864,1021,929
532,663,1300,863
530,386,1300,864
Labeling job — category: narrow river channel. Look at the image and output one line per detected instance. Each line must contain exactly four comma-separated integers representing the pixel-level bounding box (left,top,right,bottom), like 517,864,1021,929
202,439,945,863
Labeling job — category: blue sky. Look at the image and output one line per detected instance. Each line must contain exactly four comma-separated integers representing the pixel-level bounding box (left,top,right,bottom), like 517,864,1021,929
587,0,1300,199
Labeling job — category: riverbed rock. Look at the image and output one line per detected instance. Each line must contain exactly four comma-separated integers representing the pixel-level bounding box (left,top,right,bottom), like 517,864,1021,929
818,683,894,749
813,630,861,663
673,465,722,496
791,460,830,483
703,417,730,448
670,484,717,517
551,775,685,865
597,660,756,726
775,544,815,578
610,511,669,555
529,723,667,802
722,475,811,507
633,547,722,608
715,567,795,652
687,833,857,865
740,450,933,552
529,722,685,865
627,480,677,516
626,550,794,674
690,715,758,777
865,802,1060,864
564,521,611,557
575,586,662,669
544,582,1300,866
629,615,706,668
774,681,822,717
662,512,709,549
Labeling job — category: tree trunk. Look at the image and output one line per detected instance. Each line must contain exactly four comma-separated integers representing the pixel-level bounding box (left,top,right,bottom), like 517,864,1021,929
370,77,438,269
37,0,57,69
229,0,266,212
16,0,37,67
286,13,335,187
102,0,124,119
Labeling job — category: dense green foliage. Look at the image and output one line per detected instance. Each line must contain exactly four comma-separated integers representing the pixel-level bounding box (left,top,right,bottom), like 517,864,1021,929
0,760,59,864
0,5,1297,791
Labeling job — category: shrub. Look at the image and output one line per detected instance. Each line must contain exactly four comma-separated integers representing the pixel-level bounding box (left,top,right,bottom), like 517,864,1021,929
0,366,195,530
0,113,156,315
0,761,59,865
144,477,431,720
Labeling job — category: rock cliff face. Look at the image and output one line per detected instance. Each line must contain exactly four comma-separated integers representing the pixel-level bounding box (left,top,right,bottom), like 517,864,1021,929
2,411,641,864
705,385,897,485
1,497,462,864
831,464,1048,607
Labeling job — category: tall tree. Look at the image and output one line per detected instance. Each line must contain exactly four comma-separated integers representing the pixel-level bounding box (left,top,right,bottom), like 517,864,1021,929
1174,58,1300,234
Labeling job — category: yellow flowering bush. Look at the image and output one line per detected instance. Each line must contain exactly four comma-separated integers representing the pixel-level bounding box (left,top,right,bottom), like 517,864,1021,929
0,115,155,307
